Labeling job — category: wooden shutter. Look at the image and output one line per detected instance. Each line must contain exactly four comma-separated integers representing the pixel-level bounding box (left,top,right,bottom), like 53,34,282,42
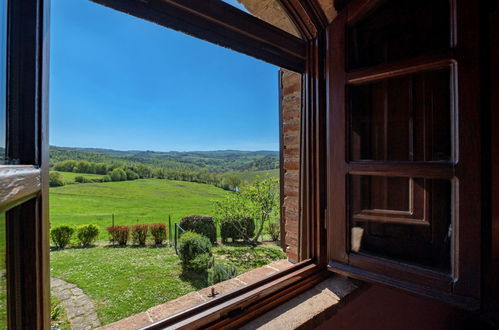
326,0,482,309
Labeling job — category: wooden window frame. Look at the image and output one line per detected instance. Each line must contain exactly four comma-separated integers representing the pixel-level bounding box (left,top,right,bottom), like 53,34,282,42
327,0,482,310
1,0,332,328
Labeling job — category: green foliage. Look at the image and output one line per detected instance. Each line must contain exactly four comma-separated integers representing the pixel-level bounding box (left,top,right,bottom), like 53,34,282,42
214,176,279,244
74,175,93,183
178,231,212,271
149,223,167,245
125,169,139,180
109,168,127,181
220,217,255,243
220,174,241,191
267,222,280,241
207,262,238,285
107,226,129,245
50,225,74,248
131,224,149,246
179,215,217,243
49,171,65,187
76,224,99,246
101,175,112,182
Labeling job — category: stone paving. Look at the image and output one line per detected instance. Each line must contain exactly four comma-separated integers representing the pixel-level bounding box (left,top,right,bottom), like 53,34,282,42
51,277,101,330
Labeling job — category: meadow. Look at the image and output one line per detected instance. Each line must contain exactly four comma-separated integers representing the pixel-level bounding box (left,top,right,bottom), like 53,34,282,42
49,178,229,241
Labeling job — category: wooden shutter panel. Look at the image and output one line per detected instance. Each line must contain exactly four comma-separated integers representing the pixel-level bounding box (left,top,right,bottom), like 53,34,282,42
326,0,482,309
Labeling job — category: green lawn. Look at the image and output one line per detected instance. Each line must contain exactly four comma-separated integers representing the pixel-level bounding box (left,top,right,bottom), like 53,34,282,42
231,169,279,183
50,244,285,325
57,171,104,184
49,179,228,241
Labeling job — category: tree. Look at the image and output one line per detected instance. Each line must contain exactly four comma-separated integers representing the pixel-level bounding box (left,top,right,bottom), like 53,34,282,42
125,169,139,180
49,171,65,187
220,174,242,191
214,176,279,245
109,168,127,181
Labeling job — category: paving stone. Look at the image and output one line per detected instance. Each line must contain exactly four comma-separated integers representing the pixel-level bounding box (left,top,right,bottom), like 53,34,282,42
147,291,206,321
97,312,151,330
236,265,277,284
51,277,101,329
198,278,246,299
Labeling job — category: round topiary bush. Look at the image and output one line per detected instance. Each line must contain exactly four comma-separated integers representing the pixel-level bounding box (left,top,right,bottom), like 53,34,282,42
220,217,255,243
178,231,212,272
179,215,216,243
76,224,99,246
51,225,74,248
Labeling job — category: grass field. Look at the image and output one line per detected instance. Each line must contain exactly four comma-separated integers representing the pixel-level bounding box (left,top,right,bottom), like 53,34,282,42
49,179,228,241
50,244,285,325
232,169,279,183
57,171,104,184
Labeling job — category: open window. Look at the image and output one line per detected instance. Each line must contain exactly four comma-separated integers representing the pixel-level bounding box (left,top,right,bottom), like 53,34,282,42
327,0,482,309
1,0,331,328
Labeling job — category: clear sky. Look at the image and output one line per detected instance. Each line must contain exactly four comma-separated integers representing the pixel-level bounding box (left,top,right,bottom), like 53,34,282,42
49,0,279,152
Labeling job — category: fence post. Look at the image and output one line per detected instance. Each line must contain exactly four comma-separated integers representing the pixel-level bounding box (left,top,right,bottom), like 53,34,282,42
168,215,172,245
174,224,178,254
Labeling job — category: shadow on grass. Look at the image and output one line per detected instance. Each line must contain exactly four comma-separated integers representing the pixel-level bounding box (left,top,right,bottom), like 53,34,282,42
179,269,208,291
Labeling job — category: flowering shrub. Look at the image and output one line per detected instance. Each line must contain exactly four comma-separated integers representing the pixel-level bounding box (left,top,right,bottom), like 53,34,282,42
107,225,129,246
131,224,149,246
149,223,167,245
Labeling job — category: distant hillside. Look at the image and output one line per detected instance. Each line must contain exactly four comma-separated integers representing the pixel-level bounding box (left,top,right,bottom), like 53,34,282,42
50,146,279,173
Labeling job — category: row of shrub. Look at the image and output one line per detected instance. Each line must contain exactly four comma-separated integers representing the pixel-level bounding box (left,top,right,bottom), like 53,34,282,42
178,231,238,285
179,214,279,243
50,224,99,248
106,223,167,246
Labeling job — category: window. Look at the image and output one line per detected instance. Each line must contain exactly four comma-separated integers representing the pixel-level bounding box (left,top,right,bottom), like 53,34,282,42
327,0,482,309
1,0,329,328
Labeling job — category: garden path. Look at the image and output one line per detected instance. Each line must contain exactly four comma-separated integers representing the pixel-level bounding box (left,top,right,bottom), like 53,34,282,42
51,277,101,330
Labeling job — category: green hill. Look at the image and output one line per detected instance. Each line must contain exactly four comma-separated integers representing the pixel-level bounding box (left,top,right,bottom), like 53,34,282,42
49,179,228,241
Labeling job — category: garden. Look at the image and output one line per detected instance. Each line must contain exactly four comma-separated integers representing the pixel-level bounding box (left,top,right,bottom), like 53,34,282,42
49,176,285,327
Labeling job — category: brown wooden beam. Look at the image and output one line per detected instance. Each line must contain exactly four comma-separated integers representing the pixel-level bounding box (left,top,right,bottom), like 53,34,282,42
91,0,306,72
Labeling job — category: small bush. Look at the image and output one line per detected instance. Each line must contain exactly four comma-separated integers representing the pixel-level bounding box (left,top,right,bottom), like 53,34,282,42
267,222,280,241
179,215,216,243
178,231,212,271
101,175,112,182
76,224,99,246
131,224,149,246
109,168,127,181
107,225,129,246
51,225,74,248
220,217,255,243
208,262,238,285
189,253,213,272
74,176,93,183
49,171,65,187
125,169,139,180
150,223,167,245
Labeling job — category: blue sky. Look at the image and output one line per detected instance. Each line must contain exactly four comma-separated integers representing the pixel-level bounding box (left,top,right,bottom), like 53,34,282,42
49,0,279,152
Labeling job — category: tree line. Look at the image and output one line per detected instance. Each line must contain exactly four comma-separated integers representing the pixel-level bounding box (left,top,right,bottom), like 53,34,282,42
50,159,243,190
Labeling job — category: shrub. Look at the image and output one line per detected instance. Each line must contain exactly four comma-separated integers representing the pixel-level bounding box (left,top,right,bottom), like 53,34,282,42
179,215,216,243
107,225,129,245
76,224,99,246
50,225,74,248
150,223,167,245
74,175,93,183
220,217,255,243
131,224,149,246
178,231,212,271
125,169,139,180
101,175,112,182
267,222,280,241
109,168,127,181
207,262,238,285
49,171,65,187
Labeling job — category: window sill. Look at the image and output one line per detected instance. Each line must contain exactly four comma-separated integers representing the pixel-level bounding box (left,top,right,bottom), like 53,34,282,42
240,275,361,330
